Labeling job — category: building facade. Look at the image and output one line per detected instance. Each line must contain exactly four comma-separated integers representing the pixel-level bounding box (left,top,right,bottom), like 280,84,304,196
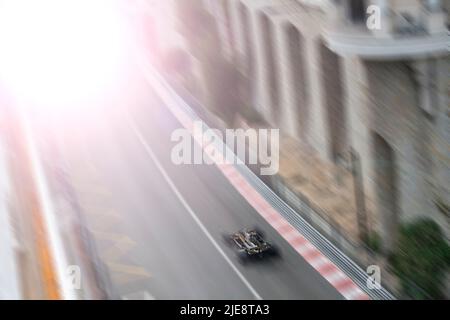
202,0,449,250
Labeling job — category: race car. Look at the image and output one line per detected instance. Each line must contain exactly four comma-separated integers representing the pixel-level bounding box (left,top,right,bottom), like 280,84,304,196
223,228,279,263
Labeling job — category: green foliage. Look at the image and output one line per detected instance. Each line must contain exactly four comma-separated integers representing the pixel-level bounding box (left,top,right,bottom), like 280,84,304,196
390,218,450,299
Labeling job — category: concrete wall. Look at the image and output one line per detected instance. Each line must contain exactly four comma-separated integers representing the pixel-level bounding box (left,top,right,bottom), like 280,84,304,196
360,60,448,248
430,56,450,239
242,1,331,159
0,140,22,299
243,0,284,125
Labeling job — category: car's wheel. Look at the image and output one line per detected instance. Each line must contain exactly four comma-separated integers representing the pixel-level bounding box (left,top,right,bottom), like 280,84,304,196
221,233,233,247
252,226,265,238
237,251,248,265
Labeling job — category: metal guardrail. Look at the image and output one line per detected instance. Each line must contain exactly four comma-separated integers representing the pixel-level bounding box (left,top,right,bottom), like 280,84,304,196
236,165,396,300
150,67,396,300
273,177,362,255
35,124,117,300
50,150,118,300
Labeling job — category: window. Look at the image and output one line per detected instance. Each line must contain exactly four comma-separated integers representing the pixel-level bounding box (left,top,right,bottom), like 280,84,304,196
348,0,366,23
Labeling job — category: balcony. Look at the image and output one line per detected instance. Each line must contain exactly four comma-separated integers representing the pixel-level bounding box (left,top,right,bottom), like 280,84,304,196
323,2,449,60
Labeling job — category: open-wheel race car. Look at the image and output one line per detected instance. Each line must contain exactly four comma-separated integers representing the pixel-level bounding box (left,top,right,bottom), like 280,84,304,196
223,228,279,264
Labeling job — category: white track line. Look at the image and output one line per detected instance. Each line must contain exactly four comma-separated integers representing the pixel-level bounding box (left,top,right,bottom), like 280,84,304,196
127,116,262,300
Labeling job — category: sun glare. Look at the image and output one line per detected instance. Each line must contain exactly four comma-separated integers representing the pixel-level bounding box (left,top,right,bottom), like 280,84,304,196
0,0,129,108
